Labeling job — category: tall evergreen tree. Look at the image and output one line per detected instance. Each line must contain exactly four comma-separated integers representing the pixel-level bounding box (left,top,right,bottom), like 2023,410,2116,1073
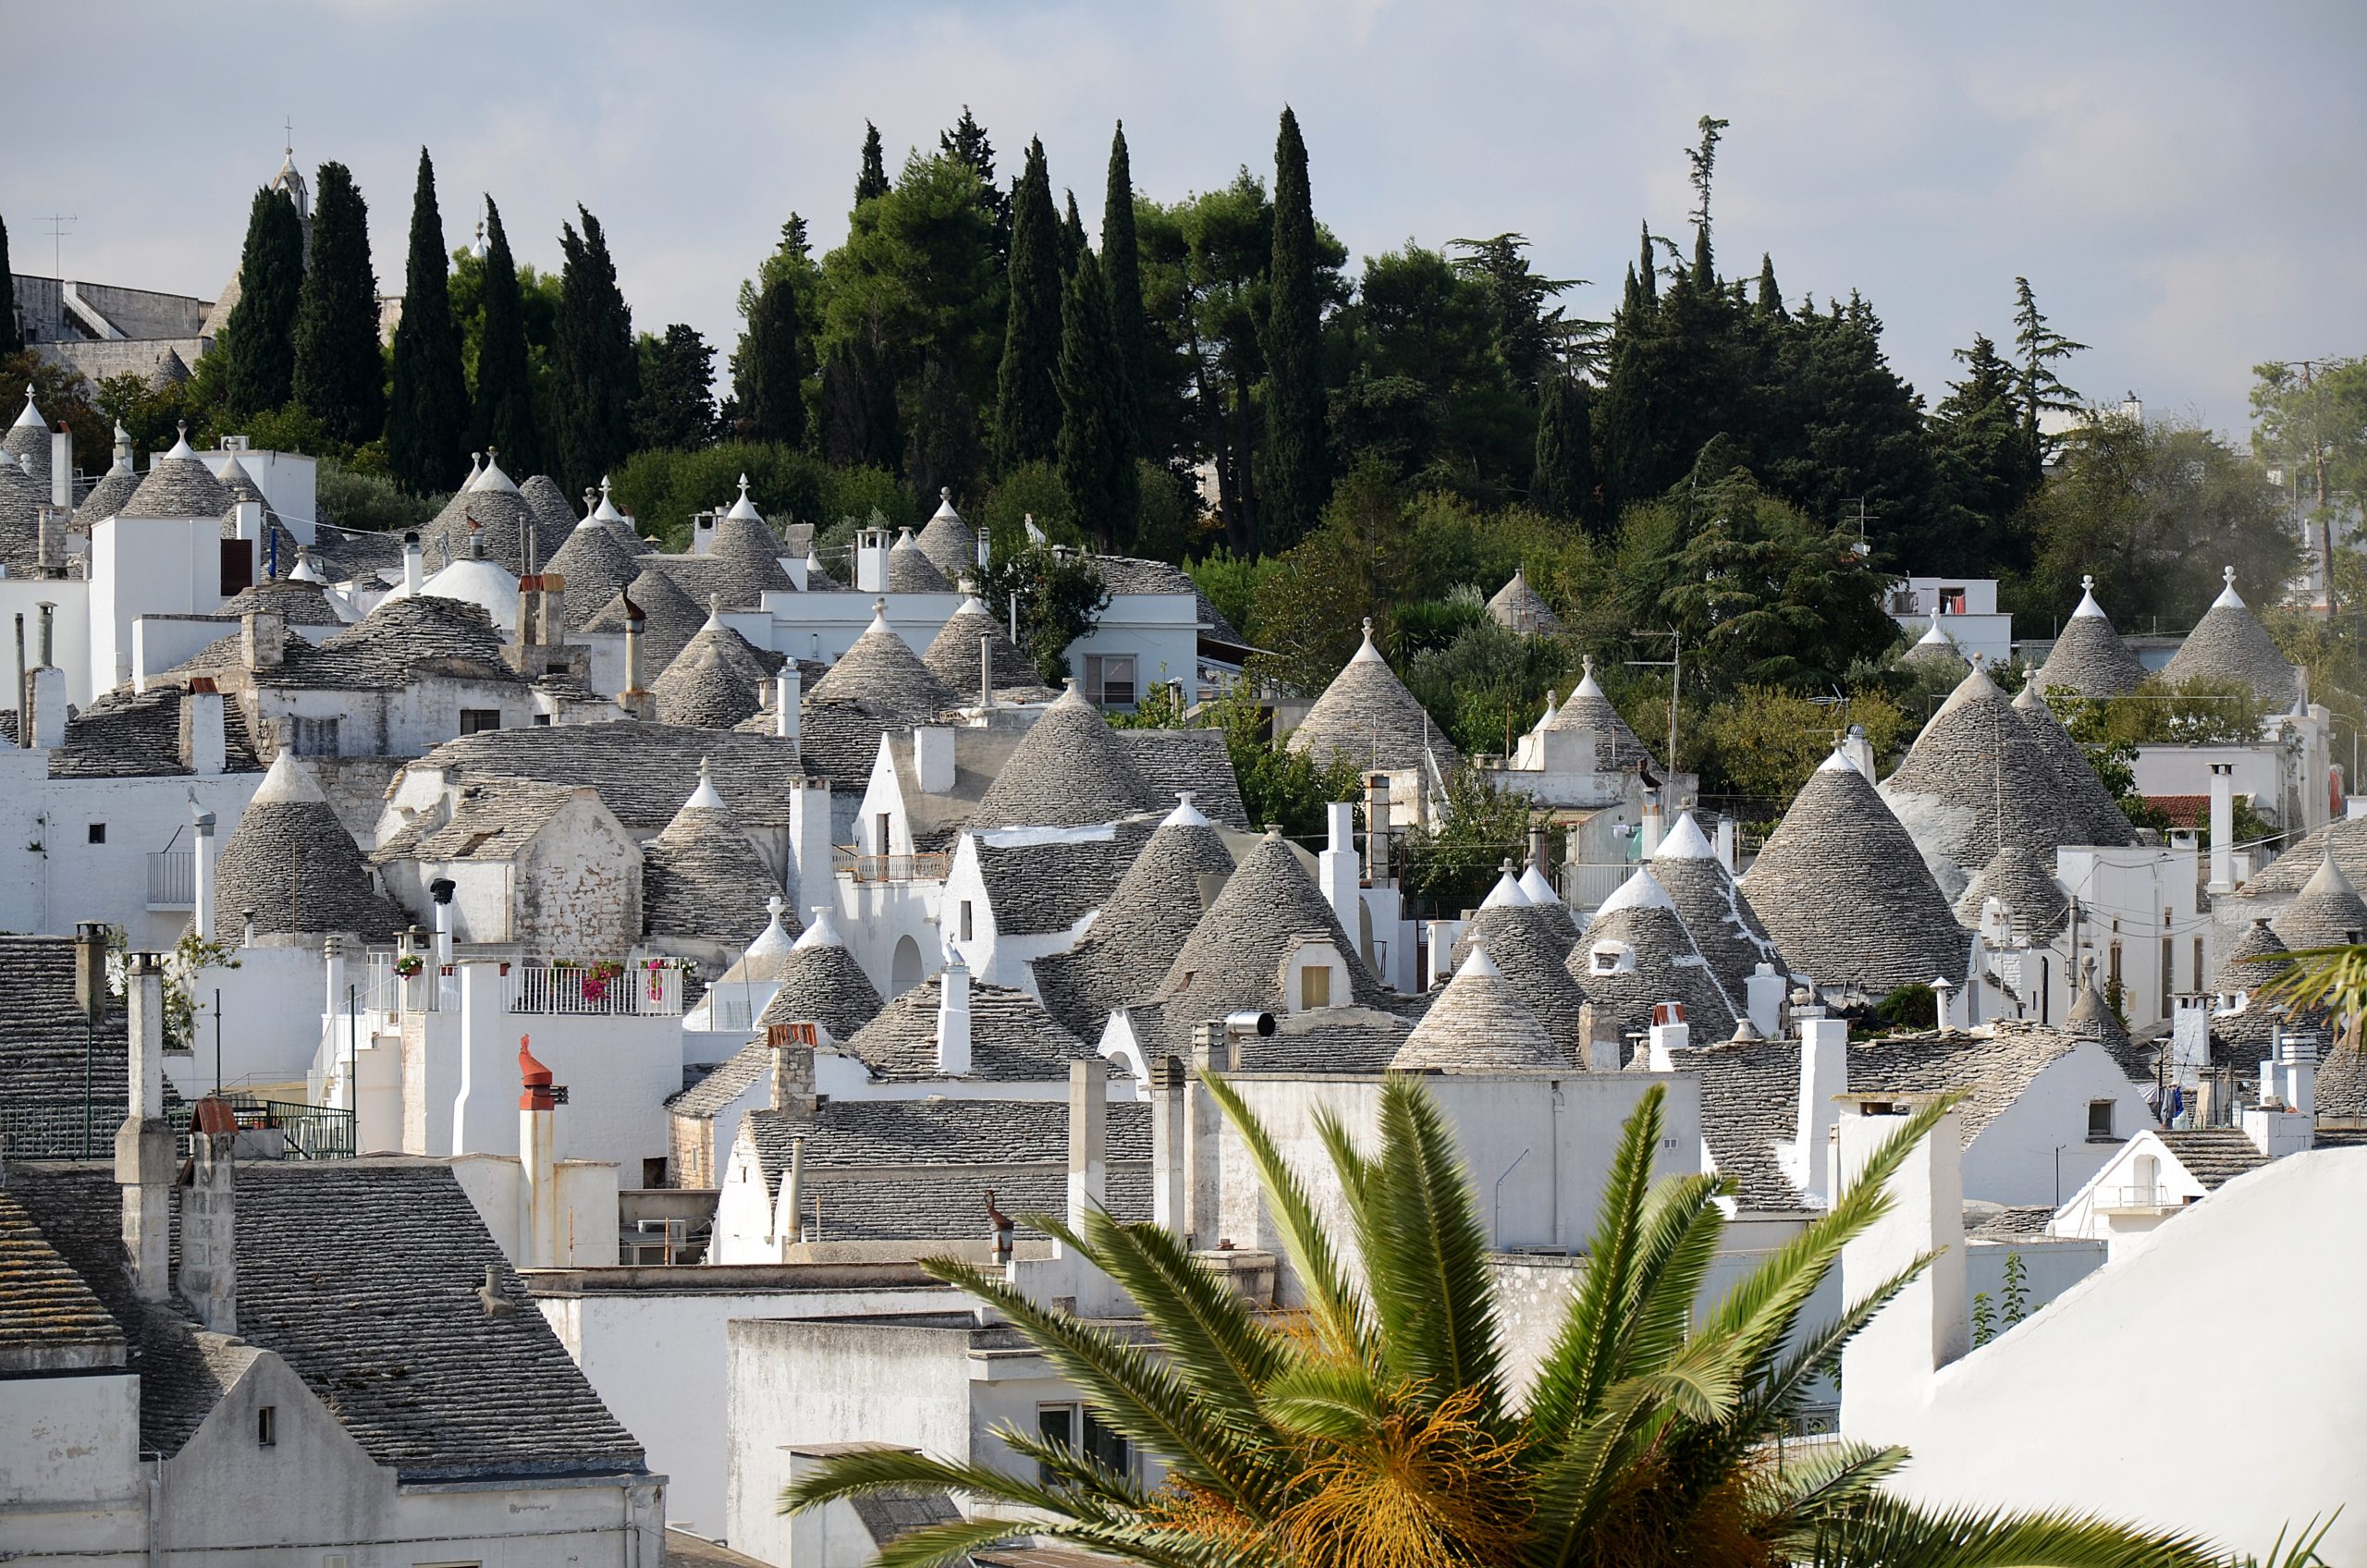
1753,253,1784,318
735,273,806,446
2012,276,2087,458
938,106,1011,260
906,357,984,505
632,324,716,450
291,163,383,444
1931,331,2042,577
1101,123,1150,459
995,138,1063,473
224,187,306,419
855,122,890,205
1636,222,1659,309
1685,115,1729,284
1261,105,1330,550
1059,190,1086,277
1448,232,1577,397
0,215,21,358
1532,374,1598,527
385,149,470,493
820,333,901,470
1056,250,1134,550
470,196,539,472
554,205,638,496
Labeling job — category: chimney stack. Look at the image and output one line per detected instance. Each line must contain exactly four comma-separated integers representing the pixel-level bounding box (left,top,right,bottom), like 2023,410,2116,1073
179,678,227,776
1645,1000,1689,1070
181,1098,239,1334
519,1037,559,1268
775,666,801,743
117,952,172,1303
191,795,218,938
401,531,424,597
616,597,651,719
1365,771,1392,886
1784,1015,1849,1205
2207,762,2237,894
241,609,286,671
767,1022,818,1117
979,634,993,712
1837,1096,1968,1435
1068,1058,1107,1237
937,958,972,1075
13,612,27,749
50,427,71,512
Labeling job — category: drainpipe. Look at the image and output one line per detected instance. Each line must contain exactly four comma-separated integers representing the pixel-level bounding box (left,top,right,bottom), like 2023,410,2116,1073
13,611,25,747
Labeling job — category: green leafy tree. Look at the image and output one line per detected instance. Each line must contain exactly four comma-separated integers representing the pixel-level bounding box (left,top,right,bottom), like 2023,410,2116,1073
5,353,111,474
1448,232,1579,397
554,205,638,496
1530,374,1597,525
817,151,1000,417
905,357,986,510
819,331,900,470
854,121,889,205
2012,276,2087,459
468,195,540,473
1929,331,2038,578
1331,242,1530,500
977,542,1109,682
1102,122,1150,459
0,214,19,357
787,1080,2215,1568
2251,355,2367,608
1403,768,1536,908
938,106,1011,261
1198,680,1360,838
996,138,1064,472
1060,189,1086,279
1767,295,1938,563
981,458,1074,557
224,186,305,419
290,162,383,446
386,150,470,493
1261,106,1331,550
1055,251,1135,549
735,273,806,447
631,324,716,451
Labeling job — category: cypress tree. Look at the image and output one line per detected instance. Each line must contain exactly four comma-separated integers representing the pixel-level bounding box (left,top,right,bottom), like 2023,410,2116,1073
0,215,20,358
292,163,383,445
1057,250,1134,550
855,122,890,205
470,196,540,473
820,333,901,471
736,273,806,447
1636,223,1659,309
1101,123,1149,459
1532,374,1597,527
224,186,305,419
632,324,716,450
1059,190,1085,278
1754,253,1784,318
1260,106,1330,550
906,357,983,505
994,138,1062,472
554,205,639,497
386,149,470,493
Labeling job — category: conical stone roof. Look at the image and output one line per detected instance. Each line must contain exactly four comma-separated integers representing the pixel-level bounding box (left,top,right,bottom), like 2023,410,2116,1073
973,684,1145,828
2161,569,2300,704
1541,655,1652,770
586,477,653,555
2010,677,2137,848
699,484,795,605
2270,855,2367,951
1650,811,1791,999
923,597,1036,692
715,896,804,984
2217,917,2291,993
1286,619,1458,775
586,566,707,673
73,433,140,530
1901,614,1968,672
422,455,546,574
914,489,979,581
1567,870,1737,1038
213,752,404,942
0,453,45,567
642,763,777,942
654,639,765,729
545,518,638,630
2,388,50,489
2035,577,2148,699
1445,901,1591,1065
520,475,581,544
807,603,955,715
217,574,348,628
885,528,953,594
121,429,234,520
1392,946,1561,1072
1954,843,2069,937
1485,568,1561,636
1030,793,1238,1038
756,908,884,1042
1740,751,1970,998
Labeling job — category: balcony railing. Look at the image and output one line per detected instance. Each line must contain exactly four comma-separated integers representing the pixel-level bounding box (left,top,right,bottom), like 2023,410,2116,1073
2092,1183,2182,1215
178,1097,355,1160
147,850,194,910
508,961,682,1017
837,850,950,884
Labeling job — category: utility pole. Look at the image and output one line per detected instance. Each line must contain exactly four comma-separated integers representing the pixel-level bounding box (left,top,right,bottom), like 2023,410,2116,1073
1625,629,1682,771
43,213,76,284
2270,358,2338,619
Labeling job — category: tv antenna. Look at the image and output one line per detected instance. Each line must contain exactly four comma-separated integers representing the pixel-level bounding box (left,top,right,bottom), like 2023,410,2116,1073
43,213,76,281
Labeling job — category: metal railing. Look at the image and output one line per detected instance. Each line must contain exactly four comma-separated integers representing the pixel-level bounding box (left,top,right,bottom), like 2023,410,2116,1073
1565,863,1637,913
2092,1183,2180,1213
147,850,194,910
173,1097,354,1160
836,850,950,884
507,962,682,1017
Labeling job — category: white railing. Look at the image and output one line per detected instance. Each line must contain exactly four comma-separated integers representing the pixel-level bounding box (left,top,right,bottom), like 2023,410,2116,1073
2094,1184,2177,1213
359,952,457,1013
705,993,761,1033
507,961,683,1018
1565,863,1637,913
147,851,194,910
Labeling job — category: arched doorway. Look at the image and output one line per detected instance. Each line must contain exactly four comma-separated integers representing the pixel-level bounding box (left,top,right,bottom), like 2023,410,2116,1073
890,935,924,997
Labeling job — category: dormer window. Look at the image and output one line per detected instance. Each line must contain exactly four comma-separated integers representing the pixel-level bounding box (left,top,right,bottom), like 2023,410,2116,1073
1279,938,1345,1014
1589,940,1637,975
1300,964,1331,1009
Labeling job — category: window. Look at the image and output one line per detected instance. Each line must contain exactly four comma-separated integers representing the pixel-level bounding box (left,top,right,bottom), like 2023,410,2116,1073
2193,937,2204,995
459,708,502,737
2107,941,2123,994
256,1404,276,1447
1939,586,1968,614
2160,936,2173,1016
289,716,339,757
1300,963,1331,1009
959,900,974,941
1084,653,1137,708
875,813,892,854
218,539,254,595
86,823,104,844
2087,1100,2116,1141
1037,1403,1131,1484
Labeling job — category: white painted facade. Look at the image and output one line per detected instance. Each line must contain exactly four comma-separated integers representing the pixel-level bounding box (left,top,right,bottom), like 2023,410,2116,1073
1888,576,2013,667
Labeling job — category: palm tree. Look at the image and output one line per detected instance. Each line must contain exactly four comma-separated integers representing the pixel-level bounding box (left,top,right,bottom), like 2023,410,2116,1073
785,1075,2219,1567
2256,943,2367,1053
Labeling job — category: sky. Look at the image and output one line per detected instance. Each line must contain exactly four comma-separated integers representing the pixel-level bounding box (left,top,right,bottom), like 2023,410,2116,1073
11,1,2364,440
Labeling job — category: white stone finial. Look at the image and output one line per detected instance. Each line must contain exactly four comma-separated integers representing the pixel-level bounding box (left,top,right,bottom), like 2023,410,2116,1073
2226,566,2237,588
941,486,952,501
738,473,751,497
2082,573,2094,593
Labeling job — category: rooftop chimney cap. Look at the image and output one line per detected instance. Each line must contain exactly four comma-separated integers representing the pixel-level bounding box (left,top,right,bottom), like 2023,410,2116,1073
429,877,456,904
1224,1010,1277,1038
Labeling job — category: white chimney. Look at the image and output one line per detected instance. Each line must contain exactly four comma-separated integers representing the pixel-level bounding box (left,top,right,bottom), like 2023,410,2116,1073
184,683,226,776
2208,762,2236,894
402,531,425,597
787,777,833,914
1639,797,1664,859
1931,975,1958,1031
1784,1016,1849,1205
232,499,262,544
191,800,217,939
520,1037,559,1268
775,667,801,743
1068,1057,1107,1231
30,665,64,748
117,951,172,1303
936,958,972,1075
49,428,71,511
1746,962,1785,1039
1645,1001,1688,1070
1841,724,1877,782
853,528,890,594
1318,800,1360,949
324,935,346,1031
1715,815,1737,874
1837,1096,1968,1437
431,878,455,965
913,726,956,794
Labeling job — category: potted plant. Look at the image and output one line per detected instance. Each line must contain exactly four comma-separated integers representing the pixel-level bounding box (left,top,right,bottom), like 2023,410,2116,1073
582,958,624,1004
393,954,424,979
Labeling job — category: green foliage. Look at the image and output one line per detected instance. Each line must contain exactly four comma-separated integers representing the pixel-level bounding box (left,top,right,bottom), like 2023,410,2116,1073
1259,107,1331,550
980,459,1076,558
2013,276,2087,456
1055,251,1136,549
1971,1291,1996,1348
1530,373,1597,525
977,544,1109,683
902,358,985,508
1448,230,1582,397
468,195,541,473
1102,123,1150,459
1186,545,1274,643
938,109,1010,261
2001,1251,2030,1329
1405,619,1574,759
291,162,385,447
818,150,1001,421
853,121,889,205
0,215,18,358
734,273,807,447
224,186,305,419
1681,683,1911,803
609,441,907,548
239,402,334,458
1130,459,1197,564
995,138,1063,473
386,150,471,494
631,324,717,451
1873,983,1937,1033
1400,769,1534,911
6,352,112,475
818,332,900,470
1200,683,1360,840
315,457,441,534
554,205,638,496
1929,330,2040,578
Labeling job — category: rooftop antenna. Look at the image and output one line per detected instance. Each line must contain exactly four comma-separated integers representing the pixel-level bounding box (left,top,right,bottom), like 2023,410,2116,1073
42,213,76,282
284,115,294,158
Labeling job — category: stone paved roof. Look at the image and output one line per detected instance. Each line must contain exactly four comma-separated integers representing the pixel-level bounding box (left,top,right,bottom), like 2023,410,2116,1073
1664,1036,1810,1213
1568,870,1737,1038
1286,619,1457,773
584,565,708,676
653,617,780,730
1231,1006,1415,1073
642,766,779,942
1029,800,1240,1039
519,475,582,546
407,722,807,835
1446,901,1591,1066
1113,729,1251,830
923,599,1037,692
583,479,654,556
1090,555,1245,644
187,593,523,693
2314,1041,2367,1121
0,682,264,779
1851,1021,2103,1137
808,606,957,716
1485,568,1562,635
374,778,586,864
544,518,639,630
841,974,1106,1083
73,466,141,532
2035,580,2149,699
2270,854,2367,951
1740,753,1971,998
2218,918,2291,991
422,459,549,574
1541,657,1652,770
755,912,885,1042
886,530,952,593
120,433,233,520
2160,570,2300,704
0,937,132,1158
972,821,1154,937
0,1185,122,1365
682,506,797,607
2010,678,2138,848
914,491,979,581
0,452,43,570
1955,843,2070,937
2156,1127,2266,1191
1,391,49,488
669,1036,776,1118
217,573,349,627
973,686,1149,829
1964,1203,2057,1242
1392,945,1562,1072
1650,812,1791,999
214,752,405,940
2226,814,2367,906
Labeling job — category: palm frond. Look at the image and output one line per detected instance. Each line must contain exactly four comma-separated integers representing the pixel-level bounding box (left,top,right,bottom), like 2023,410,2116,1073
877,1513,1267,1568
1260,1355,1389,1446
1064,1205,1288,1433
1795,1492,2224,1568
1610,1172,1730,1384
1200,1067,1371,1359
1527,1334,1748,1561
1762,1439,1909,1520
2255,942,2367,1049
782,1442,1103,1522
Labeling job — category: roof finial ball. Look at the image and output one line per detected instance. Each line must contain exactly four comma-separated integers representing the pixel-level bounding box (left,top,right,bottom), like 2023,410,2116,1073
2225,565,2238,589
941,485,952,502
2082,573,2095,593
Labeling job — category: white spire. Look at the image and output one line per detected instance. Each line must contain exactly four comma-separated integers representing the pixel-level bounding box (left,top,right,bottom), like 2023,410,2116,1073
288,549,323,583
794,903,848,951
1161,790,1210,828
931,485,962,522
1350,616,1384,664
251,748,328,806
1817,746,1859,775
1480,864,1531,909
1651,810,1717,861
107,423,133,476
726,473,762,521
1518,861,1560,905
10,386,42,431
470,449,518,493
866,597,890,633
742,894,797,962
2072,573,2107,619
1596,866,1675,915
704,592,726,631
684,757,727,813
164,423,196,461
1457,942,1504,981
1915,613,1956,649
592,476,622,522
2213,566,2246,610
1574,653,1605,698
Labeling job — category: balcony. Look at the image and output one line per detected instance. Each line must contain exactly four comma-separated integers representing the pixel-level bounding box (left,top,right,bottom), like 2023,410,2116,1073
836,850,950,884
147,850,193,911
2092,1183,2183,1217
355,952,686,1018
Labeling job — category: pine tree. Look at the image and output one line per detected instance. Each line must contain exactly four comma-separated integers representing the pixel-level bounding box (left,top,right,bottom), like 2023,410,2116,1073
1931,331,2042,576
290,163,383,444
1636,222,1659,309
632,324,716,450
224,186,306,418
385,149,470,493
1057,250,1134,549
820,333,901,470
1101,123,1150,459
906,357,984,505
735,272,806,447
554,205,638,496
0,215,21,358
1754,253,1785,319
939,106,1010,260
470,196,540,474
1685,115,1729,285
1261,105,1330,550
2012,276,2087,459
995,138,1063,473
1059,190,1085,277
855,122,890,205
1447,232,1577,397
1532,374,1597,527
